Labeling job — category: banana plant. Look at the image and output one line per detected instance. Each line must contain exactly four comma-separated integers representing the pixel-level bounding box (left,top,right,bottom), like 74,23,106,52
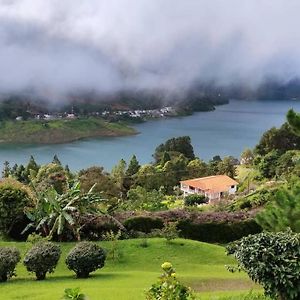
23,181,103,240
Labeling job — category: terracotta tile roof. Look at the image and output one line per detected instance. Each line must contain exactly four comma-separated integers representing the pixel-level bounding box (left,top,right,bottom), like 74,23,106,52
180,175,238,193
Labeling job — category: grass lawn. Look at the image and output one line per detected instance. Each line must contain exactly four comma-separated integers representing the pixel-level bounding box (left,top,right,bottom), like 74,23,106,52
0,238,261,300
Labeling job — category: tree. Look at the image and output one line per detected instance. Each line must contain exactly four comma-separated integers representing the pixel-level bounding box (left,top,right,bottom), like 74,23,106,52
187,159,209,178
32,163,68,194
255,123,300,156
154,136,195,163
240,148,254,166
217,156,237,178
0,179,35,237
275,150,300,178
287,109,300,136
2,161,11,178
255,184,300,233
126,186,166,211
258,150,280,179
111,159,127,197
135,164,164,191
227,231,300,300
126,155,140,176
78,166,119,199
52,154,62,166
163,154,189,193
160,151,171,166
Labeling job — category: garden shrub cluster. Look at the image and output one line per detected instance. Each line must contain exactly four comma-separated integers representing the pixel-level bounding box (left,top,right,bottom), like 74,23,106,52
0,241,106,282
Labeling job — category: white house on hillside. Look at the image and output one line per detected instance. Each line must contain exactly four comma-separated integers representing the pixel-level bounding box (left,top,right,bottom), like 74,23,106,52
180,175,238,203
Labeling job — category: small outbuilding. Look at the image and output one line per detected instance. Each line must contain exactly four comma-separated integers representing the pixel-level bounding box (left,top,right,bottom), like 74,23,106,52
180,175,238,203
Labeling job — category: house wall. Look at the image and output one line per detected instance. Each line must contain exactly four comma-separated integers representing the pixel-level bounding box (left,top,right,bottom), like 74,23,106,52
180,183,237,200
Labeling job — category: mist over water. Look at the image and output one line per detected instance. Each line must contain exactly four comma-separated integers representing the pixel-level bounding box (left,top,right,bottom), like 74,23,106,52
1,1,300,98
1,99,299,171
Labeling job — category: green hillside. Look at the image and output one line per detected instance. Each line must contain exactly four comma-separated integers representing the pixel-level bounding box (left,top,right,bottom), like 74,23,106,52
0,118,136,144
0,238,261,300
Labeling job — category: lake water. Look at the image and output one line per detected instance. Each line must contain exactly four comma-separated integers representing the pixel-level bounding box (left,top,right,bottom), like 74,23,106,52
1,99,300,171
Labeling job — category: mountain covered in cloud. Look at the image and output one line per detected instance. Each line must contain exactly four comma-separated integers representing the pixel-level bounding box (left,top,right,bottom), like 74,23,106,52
0,0,300,100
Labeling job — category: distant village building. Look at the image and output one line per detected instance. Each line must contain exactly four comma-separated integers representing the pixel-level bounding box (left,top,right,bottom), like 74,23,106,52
180,175,238,203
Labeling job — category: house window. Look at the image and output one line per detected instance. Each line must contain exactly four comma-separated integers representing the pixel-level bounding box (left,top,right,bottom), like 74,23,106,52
231,185,235,188
189,186,195,190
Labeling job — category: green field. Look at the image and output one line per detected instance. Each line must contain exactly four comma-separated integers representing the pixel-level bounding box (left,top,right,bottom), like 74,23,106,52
0,238,261,300
0,118,136,144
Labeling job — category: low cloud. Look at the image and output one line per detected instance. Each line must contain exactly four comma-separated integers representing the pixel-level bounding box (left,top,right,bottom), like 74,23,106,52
0,0,299,98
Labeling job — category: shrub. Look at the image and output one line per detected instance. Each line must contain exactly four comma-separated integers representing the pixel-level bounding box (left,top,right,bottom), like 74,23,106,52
0,247,21,282
63,288,87,300
161,222,179,243
184,194,208,206
226,230,300,300
23,241,61,280
0,179,34,238
124,216,164,233
146,262,195,300
66,242,106,278
78,215,122,241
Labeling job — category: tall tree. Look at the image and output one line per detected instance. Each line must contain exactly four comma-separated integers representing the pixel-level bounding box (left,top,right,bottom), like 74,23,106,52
126,155,140,176
255,123,300,156
287,109,300,136
2,161,11,178
153,136,195,163
52,155,62,166
111,159,127,197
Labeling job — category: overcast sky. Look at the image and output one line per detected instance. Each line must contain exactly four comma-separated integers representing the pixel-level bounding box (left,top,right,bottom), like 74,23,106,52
0,0,299,97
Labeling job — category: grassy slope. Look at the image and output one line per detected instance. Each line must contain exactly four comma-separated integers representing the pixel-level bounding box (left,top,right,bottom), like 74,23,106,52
0,238,260,300
0,118,136,144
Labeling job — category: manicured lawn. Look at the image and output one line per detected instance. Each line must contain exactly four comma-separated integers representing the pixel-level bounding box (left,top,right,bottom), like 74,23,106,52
0,238,260,299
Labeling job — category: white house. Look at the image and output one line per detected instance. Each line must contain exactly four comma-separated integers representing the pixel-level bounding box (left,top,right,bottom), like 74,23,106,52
180,175,238,203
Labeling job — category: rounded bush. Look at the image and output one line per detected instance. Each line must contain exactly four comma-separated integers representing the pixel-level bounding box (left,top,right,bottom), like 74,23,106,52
0,247,21,282
23,241,61,280
124,216,164,233
65,242,106,278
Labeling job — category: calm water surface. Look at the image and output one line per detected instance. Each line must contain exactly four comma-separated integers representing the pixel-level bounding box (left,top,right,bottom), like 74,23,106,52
1,99,300,171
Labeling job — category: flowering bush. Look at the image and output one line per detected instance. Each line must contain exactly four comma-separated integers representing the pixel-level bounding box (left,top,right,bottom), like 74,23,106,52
146,262,195,300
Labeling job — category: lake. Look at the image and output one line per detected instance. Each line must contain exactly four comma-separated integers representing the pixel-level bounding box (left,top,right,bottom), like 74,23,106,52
1,99,299,171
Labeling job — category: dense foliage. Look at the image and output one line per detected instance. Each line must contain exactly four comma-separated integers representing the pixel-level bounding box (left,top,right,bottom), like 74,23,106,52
0,179,34,237
65,242,106,278
0,247,21,282
256,184,300,232
23,241,61,280
184,194,208,206
124,216,164,233
227,231,300,300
